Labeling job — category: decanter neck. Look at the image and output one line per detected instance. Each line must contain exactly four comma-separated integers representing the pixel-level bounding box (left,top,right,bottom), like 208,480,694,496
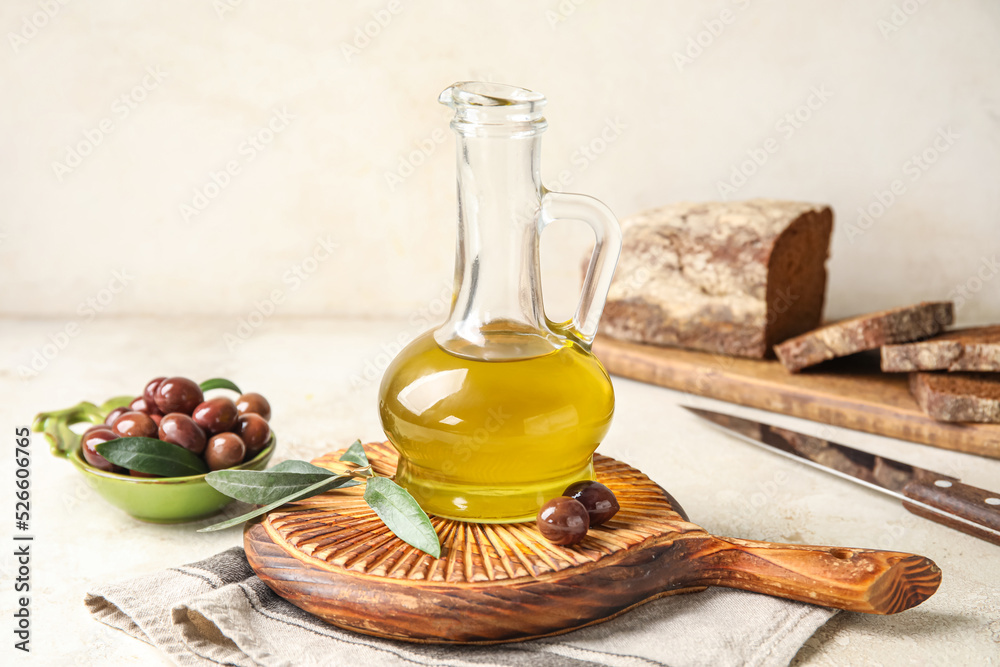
434,83,558,360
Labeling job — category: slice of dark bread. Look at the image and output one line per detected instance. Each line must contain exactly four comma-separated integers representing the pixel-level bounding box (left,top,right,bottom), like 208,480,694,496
774,301,954,373
882,325,1000,372
909,372,1000,423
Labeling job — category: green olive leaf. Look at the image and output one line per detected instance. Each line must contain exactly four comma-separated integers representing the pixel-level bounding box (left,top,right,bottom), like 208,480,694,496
363,476,440,558
206,469,359,505
96,437,209,477
267,460,339,475
197,473,356,532
339,440,369,466
199,378,242,393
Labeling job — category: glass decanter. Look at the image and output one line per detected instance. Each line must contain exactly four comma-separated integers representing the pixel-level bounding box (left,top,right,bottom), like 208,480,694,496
379,82,622,522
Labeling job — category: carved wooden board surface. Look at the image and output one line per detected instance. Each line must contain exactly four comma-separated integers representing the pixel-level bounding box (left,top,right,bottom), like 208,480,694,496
593,335,1000,459
245,443,941,644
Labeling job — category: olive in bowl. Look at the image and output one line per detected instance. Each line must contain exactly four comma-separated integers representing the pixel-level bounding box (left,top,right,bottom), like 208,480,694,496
112,411,158,439
81,427,122,473
158,413,208,455
192,397,239,434
205,433,246,471
236,392,271,421
154,377,204,415
235,414,271,458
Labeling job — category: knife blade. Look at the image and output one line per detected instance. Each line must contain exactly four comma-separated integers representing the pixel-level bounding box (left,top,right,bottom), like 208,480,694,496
684,406,1000,546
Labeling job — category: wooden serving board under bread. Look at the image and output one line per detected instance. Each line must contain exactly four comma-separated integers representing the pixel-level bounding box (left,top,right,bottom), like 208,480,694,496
593,336,1000,459
245,442,940,644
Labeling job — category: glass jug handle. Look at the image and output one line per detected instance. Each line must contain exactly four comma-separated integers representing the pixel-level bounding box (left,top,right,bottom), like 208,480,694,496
538,189,623,348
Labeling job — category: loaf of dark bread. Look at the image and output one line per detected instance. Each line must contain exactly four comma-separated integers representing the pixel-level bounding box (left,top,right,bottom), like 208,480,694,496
909,372,1000,423
599,199,833,358
774,302,954,373
882,326,1000,372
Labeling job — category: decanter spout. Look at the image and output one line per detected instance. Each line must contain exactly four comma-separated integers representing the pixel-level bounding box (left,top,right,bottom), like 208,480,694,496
439,82,548,135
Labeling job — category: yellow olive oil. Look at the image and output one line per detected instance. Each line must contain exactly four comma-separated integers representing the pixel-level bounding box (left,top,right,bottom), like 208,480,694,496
378,329,615,523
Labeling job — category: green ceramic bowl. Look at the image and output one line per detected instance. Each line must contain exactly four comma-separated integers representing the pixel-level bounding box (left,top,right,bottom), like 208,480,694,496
66,438,274,523
35,397,275,523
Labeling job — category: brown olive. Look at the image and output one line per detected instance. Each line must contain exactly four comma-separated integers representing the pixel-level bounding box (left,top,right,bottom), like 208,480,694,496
143,377,165,407
83,423,110,437
192,397,238,434
205,433,246,471
158,413,207,455
104,407,130,426
81,428,122,472
236,392,271,421
130,470,158,478
234,413,271,458
536,496,589,546
129,396,160,415
154,377,203,415
111,411,157,439
563,480,619,526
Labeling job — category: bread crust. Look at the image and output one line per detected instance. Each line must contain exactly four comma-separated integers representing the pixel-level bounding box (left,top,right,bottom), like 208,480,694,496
882,326,1000,372
774,302,954,373
910,372,1000,423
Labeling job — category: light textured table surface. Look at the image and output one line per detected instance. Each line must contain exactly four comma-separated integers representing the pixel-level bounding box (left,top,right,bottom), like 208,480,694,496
2,317,998,666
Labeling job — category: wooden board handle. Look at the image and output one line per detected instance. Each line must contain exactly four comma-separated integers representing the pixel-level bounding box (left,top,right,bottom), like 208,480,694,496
680,536,941,614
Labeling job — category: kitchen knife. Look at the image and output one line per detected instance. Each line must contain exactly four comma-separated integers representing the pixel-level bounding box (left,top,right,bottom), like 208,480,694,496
684,406,1000,546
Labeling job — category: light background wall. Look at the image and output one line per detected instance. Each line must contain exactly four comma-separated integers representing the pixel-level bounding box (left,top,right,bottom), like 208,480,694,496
2,0,998,327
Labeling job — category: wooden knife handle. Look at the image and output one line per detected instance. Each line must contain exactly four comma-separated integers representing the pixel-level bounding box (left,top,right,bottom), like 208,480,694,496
902,479,1000,546
680,536,941,614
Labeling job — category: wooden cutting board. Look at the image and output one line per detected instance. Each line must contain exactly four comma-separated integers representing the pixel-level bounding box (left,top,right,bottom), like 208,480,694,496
245,442,940,644
593,336,1000,460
